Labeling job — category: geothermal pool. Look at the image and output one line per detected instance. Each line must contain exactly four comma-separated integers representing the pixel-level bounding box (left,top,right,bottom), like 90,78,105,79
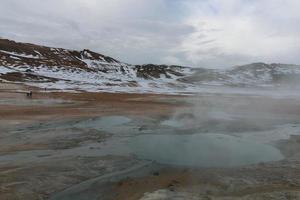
70,115,284,168
129,133,283,167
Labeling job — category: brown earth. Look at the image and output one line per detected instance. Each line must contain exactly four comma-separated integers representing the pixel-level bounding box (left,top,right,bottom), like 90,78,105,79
0,83,182,122
1,82,300,200
0,83,184,200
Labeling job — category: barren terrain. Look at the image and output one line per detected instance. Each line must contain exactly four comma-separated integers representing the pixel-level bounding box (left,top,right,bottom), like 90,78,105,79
1,82,300,200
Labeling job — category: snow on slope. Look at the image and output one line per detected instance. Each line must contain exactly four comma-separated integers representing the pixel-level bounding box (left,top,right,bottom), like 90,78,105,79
17,64,194,93
2,58,195,93
0,50,40,59
0,39,195,93
181,63,300,88
0,66,15,74
1,38,300,94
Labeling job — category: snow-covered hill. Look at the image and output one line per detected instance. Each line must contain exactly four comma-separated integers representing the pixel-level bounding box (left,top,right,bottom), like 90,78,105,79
0,39,194,93
181,63,300,88
1,38,300,94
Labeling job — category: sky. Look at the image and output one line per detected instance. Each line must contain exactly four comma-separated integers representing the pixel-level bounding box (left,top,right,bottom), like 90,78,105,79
0,0,299,68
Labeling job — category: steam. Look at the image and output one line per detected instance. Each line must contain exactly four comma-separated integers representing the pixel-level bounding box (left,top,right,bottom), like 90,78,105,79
134,86,300,168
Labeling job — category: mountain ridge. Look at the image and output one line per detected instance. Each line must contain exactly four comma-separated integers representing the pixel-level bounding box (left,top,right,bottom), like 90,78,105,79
0,38,193,93
1,38,300,93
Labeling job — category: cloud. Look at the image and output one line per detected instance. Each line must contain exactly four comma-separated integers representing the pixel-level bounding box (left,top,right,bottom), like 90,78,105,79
175,0,300,68
0,0,299,68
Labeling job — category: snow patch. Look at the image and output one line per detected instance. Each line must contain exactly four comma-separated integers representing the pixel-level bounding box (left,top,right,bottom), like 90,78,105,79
0,50,40,59
0,66,15,74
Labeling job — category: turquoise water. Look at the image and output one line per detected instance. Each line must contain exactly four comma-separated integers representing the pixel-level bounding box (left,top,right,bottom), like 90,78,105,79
74,116,131,130
129,133,283,167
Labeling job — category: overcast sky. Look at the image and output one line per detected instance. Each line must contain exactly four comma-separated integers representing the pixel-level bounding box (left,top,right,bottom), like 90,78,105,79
0,0,299,68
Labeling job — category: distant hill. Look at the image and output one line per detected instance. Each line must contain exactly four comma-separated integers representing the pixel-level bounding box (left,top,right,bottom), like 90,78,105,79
1,38,299,93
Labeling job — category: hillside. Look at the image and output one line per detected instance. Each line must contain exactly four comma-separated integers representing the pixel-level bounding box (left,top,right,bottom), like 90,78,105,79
1,38,300,93
0,39,193,93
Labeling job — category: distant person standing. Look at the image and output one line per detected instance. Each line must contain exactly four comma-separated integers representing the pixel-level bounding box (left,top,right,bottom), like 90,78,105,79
26,91,33,97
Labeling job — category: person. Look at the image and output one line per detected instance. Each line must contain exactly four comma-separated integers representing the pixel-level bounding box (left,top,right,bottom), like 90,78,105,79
26,91,33,97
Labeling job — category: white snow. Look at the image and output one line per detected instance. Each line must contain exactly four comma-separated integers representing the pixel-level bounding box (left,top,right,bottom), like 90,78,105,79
10,56,21,60
2,59,300,95
5,61,193,94
0,66,15,74
0,50,40,59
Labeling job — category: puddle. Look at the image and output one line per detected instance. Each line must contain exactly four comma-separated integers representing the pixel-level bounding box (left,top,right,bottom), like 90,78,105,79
129,133,283,167
75,116,131,131
0,98,73,106
161,119,185,128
